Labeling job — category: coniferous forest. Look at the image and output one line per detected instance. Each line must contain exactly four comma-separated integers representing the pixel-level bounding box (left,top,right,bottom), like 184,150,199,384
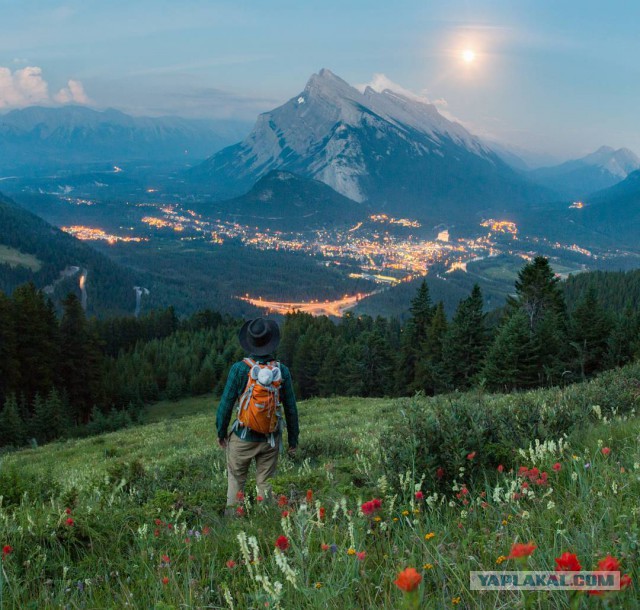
1,256,639,450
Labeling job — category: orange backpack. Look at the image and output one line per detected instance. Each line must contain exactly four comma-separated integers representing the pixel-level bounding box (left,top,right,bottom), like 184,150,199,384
235,358,283,443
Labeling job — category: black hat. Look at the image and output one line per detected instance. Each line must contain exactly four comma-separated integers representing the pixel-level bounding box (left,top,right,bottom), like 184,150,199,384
238,318,280,356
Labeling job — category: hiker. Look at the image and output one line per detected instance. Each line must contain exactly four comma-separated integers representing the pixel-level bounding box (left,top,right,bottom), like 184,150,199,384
216,317,299,513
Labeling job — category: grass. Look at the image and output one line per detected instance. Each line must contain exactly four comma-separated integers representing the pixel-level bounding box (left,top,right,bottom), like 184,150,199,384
0,244,41,271
1,389,638,609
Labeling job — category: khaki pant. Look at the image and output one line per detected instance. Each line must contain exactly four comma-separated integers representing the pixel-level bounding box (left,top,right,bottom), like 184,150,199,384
226,433,279,506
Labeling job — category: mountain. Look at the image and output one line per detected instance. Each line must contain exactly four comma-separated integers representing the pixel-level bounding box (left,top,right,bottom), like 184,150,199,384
0,106,250,170
0,190,138,316
190,69,552,226
530,146,640,199
206,170,367,230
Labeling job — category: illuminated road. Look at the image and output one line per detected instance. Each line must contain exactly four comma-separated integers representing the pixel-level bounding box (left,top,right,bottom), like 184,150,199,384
239,292,376,317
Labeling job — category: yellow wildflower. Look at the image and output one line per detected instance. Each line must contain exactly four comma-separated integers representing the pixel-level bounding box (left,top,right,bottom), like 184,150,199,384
425,532,435,540
413,509,420,515
373,516,382,522
501,519,508,526
452,597,461,605
315,582,322,589
393,517,399,522
496,555,506,565
347,548,356,556
402,510,410,516
423,563,434,570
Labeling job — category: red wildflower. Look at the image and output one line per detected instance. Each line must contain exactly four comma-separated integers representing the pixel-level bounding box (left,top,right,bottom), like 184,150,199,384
621,574,632,589
2,545,12,558
203,526,211,535
372,498,382,509
167,523,173,530
507,542,537,559
257,495,264,502
436,467,445,479
518,466,529,476
161,554,170,564
528,467,539,479
497,464,504,472
65,518,74,526
236,491,245,502
65,508,72,515
521,482,529,489
281,510,290,518
154,518,163,526
278,495,288,507
306,489,313,504
275,536,290,551
154,529,160,537
467,451,476,460
552,462,562,472
226,559,236,569
361,501,374,515
162,576,169,585
460,487,469,495
236,506,245,517
185,537,191,544
512,492,522,501
394,567,422,593
601,447,611,456
319,507,326,520
597,555,620,572
481,501,489,508
321,543,330,551
415,491,424,500
356,551,366,561
554,552,582,572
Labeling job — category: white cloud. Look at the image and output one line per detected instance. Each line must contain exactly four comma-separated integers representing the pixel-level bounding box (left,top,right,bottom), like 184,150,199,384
54,79,91,105
356,73,429,104
0,66,91,109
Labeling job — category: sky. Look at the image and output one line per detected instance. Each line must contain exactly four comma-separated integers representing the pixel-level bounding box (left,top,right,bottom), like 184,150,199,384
0,0,639,161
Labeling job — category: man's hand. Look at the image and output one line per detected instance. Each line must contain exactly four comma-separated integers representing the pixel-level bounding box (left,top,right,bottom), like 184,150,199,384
218,437,228,449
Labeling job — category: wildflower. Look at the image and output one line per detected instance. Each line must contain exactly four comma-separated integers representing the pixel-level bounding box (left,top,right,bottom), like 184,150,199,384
393,517,399,522
554,552,581,572
495,556,506,565
257,495,264,502
203,526,211,535
319,507,326,520
481,501,489,509
161,554,170,564
154,529,160,537
507,542,536,559
236,491,245,502
330,544,338,554
497,464,504,472
162,576,169,585
620,574,632,588
402,510,410,516
281,510,290,518
601,447,611,456
356,551,366,561
425,532,435,540
321,543,329,551
552,462,561,472
501,520,508,526
394,567,422,592
374,516,382,522
597,555,620,572
423,563,434,570
415,491,424,500
372,499,382,509
2,545,12,558
436,467,445,479
66,518,74,526
167,523,173,530
347,548,356,556
236,506,245,517
275,536,290,551
467,451,476,460
452,597,461,605
278,495,288,507
65,508,72,515
226,559,236,569
315,582,323,589
306,489,313,503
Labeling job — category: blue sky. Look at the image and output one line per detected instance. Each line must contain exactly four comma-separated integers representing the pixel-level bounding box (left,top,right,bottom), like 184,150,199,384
1,0,638,159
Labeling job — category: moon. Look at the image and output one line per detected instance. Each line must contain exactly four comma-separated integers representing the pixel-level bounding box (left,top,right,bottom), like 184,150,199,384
462,49,476,63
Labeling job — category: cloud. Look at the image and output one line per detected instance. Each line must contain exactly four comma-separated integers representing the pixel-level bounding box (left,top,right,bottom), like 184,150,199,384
356,73,429,104
0,66,91,109
54,79,91,105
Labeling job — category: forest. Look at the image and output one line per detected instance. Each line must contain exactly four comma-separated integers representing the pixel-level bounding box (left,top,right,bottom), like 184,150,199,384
1,257,639,449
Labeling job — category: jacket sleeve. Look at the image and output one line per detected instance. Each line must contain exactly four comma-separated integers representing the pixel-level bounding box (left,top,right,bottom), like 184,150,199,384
216,362,245,439
280,364,299,448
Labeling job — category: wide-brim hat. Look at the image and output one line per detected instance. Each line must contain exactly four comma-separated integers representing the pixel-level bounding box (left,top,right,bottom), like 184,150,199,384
238,317,281,356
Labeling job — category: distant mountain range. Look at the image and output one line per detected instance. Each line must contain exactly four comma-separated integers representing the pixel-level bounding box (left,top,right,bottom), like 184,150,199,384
0,106,250,170
190,69,552,226
529,146,640,199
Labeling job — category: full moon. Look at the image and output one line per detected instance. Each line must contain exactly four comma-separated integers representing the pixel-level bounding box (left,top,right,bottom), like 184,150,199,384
462,49,476,63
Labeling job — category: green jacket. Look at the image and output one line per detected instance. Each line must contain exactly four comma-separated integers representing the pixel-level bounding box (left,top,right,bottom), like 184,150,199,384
216,355,299,447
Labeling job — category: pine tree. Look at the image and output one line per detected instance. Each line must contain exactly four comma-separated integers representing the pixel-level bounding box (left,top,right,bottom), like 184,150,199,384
481,310,540,391
0,291,18,405
570,286,613,379
606,307,640,368
0,394,25,447
413,301,448,394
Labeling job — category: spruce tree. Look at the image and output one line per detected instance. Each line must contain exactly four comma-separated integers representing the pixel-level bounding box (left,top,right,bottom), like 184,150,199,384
413,301,448,394
0,394,25,447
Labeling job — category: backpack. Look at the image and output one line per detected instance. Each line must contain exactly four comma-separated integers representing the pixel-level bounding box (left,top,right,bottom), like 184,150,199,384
234,358,283,445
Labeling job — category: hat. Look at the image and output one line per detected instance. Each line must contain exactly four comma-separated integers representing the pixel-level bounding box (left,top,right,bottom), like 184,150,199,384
238,318,281,356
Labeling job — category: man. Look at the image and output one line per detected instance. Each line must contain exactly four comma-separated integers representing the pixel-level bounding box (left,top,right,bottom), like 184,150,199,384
216,317,299,513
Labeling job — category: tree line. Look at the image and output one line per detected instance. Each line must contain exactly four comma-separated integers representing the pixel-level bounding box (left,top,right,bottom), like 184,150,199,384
1,257,639,449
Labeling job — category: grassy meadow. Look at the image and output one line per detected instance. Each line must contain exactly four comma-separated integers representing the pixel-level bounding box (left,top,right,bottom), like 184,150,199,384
1,375,638,609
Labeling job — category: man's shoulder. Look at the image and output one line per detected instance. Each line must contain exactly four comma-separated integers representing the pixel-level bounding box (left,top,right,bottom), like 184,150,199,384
278,362,292,377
